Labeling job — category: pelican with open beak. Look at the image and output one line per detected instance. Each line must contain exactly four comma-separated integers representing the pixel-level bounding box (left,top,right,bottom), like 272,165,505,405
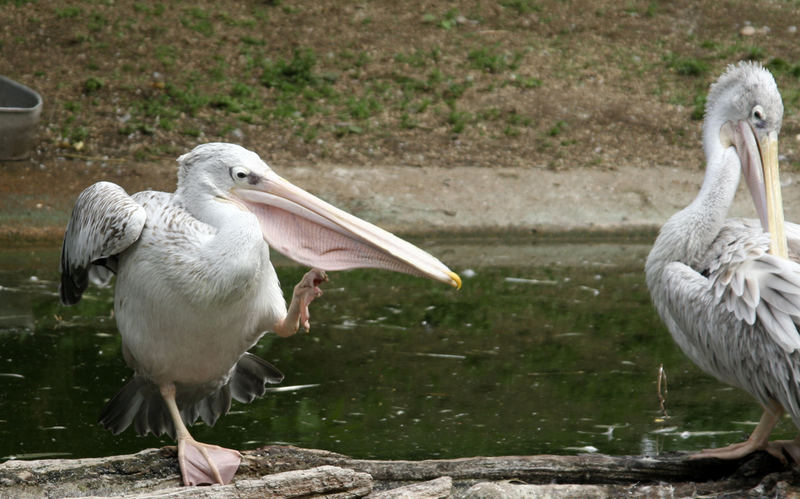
59,142,460,485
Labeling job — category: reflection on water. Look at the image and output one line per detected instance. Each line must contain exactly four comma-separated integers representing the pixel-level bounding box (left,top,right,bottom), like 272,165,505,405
0,236,793,462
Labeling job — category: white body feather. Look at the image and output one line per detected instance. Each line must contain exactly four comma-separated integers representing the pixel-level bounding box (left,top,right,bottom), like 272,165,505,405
113,190,286,387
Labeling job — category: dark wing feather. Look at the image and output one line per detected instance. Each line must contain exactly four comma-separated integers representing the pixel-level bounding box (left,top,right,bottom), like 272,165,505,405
230,352,284,404
60,182,146,305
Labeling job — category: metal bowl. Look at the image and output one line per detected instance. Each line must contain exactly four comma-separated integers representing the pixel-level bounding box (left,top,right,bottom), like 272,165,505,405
0,76,43,160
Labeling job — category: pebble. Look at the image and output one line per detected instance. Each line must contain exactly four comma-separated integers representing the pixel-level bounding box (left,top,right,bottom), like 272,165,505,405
740,25,756,36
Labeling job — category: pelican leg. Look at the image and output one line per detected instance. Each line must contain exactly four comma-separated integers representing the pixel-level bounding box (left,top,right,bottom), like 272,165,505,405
274,268,328,337
690,405,782,461
160,384,242,486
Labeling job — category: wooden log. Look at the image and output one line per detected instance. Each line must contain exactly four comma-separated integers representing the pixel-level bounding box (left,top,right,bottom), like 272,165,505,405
0,445,797,498
242,445,784,484
74,466,372,499
366,476,451,498
461,481,678,499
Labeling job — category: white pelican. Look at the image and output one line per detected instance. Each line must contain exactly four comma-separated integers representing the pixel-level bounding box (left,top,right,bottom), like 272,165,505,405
60,143,461,485
645,62,800,462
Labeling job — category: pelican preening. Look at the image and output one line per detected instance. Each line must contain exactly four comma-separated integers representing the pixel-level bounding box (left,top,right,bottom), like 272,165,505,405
646,62,800,461
60,143,460,485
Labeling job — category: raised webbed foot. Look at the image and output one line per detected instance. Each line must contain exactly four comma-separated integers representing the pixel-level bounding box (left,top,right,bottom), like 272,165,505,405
295,268,328,331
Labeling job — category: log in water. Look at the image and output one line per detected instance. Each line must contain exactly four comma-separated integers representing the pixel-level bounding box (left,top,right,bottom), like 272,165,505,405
0,445,796,498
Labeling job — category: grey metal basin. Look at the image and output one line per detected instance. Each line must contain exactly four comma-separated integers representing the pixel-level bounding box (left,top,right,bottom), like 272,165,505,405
0,75,43,160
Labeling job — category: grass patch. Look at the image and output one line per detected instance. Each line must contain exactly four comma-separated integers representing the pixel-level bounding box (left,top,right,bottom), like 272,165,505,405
422,8,461,30
547,120,567,137
509,76,542,89
83,77,105,94
448,109,471,133
499,0,540,14
346,96,382,120
468,46,524,73
55,6,82,18
666,54,709,77
181,8,214,37
767,57,800,78
261,48,323,91
690,93,706,121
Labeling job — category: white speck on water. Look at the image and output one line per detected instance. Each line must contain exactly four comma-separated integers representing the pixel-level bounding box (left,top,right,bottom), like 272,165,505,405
264,384,320,393
415,352,466,360
650,426,678,434
565,445,598,453
504,277,557,285
461,268,476,278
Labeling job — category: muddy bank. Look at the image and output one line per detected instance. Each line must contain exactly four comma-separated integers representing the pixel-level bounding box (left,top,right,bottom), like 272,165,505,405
3,160,799,244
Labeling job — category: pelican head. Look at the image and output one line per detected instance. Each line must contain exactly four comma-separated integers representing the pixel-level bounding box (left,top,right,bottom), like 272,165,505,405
176,142,461,288
704,62,786,255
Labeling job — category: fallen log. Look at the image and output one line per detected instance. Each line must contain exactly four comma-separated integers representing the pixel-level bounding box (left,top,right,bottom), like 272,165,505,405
0,445,798,498
76,466,372,499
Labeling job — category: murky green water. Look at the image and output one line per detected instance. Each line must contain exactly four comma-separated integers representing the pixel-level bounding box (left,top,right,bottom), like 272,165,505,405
0,235,794,462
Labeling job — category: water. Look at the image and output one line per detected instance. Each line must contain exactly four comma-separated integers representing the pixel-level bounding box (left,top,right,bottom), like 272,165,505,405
0,235,793,462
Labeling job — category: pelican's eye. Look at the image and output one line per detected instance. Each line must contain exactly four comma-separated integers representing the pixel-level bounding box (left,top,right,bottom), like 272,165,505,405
230,167,250,181
752,105,766,128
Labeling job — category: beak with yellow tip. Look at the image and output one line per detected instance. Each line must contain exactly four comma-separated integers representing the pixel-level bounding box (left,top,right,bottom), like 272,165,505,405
233,170,462,289
733,122,787,258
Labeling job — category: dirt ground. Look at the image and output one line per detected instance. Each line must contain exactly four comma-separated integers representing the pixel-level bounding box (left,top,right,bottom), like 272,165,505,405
3,0,800,241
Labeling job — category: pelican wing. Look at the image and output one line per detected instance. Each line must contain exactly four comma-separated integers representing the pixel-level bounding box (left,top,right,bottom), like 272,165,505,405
686,219,800,353
60,182,146,305
784,221,800,262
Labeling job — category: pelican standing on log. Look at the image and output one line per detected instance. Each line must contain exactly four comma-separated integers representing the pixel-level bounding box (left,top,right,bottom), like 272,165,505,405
645,62,800,462
60,143,461,486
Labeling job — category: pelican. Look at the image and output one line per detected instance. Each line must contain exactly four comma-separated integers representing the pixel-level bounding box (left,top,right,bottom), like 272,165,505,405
645,62,800,462
60,142,461,486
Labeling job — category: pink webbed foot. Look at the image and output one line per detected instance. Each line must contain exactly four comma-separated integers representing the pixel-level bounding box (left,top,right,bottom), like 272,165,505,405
688,407,785,464
689,439,768,461
178,436,242,486
295,268,328,331
765,439,800,465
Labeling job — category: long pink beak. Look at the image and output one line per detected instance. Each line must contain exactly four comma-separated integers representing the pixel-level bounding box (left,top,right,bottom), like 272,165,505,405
233,170,462,289
733,121,786,257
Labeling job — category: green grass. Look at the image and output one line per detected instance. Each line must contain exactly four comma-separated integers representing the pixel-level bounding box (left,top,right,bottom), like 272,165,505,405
83,77,104,94
690,93,706,121
11,2,579,149
181,8,214,37
112,37,541,138
666,54,709,77
261,48,323,91
547,120,567,137
509,76,542,89
55,6,82,18
422,8,461,30
499,0,540,14
468,46,524,73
